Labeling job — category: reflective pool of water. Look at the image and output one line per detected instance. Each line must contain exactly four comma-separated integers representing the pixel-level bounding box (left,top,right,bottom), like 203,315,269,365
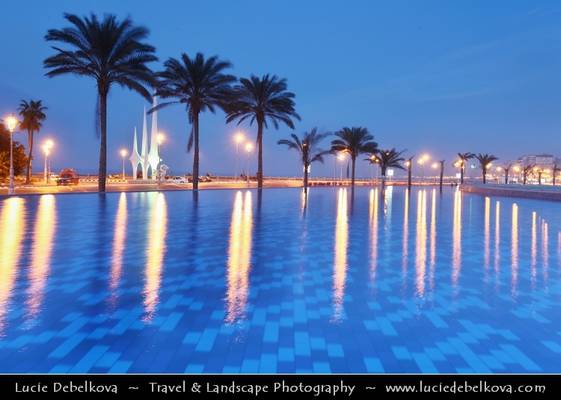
0,187,560,372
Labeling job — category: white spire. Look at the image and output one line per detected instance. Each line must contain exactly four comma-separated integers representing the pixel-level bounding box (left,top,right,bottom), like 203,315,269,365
147,96,161,179
140,106,149,179
129,126,142,180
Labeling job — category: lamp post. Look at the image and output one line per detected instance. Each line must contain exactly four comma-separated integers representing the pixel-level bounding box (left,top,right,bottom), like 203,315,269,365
370,154,379,185
337,152,346,184
42,139,54,184
234,132,245,180
5,115,19,195
245,142,253,185
431,162,439,184
120,149,128,181
417,154,430,183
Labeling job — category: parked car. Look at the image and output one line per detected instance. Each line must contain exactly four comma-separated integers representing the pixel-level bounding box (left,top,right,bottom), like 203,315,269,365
169,176,187,184
56,168,79,186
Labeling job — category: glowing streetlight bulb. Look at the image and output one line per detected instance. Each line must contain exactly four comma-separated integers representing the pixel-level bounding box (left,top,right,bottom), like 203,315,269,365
431,162,438,169
157,132,165,145
234,132,245,144
119,148,128,181
337,153,346,161
4,115,19,132
42,139,55,184
245,142,254,153
513,165,521,172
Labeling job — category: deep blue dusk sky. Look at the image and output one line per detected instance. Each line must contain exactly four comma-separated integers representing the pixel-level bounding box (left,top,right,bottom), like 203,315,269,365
1,0,560,178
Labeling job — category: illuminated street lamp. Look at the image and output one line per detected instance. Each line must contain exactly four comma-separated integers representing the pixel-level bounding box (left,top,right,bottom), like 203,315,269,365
245,142,254,185
417,154,430,182
337,152,347,182
233,131,245,180
42,139,54,184
4,115,20,194
120,148,128,181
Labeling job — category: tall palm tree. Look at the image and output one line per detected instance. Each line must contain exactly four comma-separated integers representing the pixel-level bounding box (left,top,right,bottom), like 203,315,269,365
153,53,235,191
456,152,475,184
44,13,157,192
277,128,330,190
366,148,405,185
331,127,378,187
18,100,47,184
475,153,498,184
226,74,300,188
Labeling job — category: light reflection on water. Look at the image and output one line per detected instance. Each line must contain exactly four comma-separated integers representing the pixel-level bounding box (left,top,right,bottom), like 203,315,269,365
369,188,379,282
511,203,519,297
452,188,462,287
332,188,348,321
26,195,57,322
414,190,427,298
109,193,127,308
0,197,25,335
226,191,253,324
143,192,168,322
0,187,560,345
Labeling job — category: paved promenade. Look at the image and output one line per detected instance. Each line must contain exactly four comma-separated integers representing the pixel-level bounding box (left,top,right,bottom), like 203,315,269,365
461,183,561,202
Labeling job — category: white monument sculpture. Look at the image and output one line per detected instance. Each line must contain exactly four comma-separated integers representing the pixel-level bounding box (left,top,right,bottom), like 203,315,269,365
129,97,162,180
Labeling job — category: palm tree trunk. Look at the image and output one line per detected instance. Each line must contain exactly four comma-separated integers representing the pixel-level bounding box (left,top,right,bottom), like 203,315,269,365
381,166,386,186
98,91,108,193
257,119,264,188
505,170,509,185
553,173,556,186
351,156,356,187
192,112,200,191
303,163,309,190
439,162,444,190
482,167,486,184
26,129,33,184
460,165,464,184
407,163,412,187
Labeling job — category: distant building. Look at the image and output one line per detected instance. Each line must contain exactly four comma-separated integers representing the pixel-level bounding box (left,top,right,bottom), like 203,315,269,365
516,154,561,168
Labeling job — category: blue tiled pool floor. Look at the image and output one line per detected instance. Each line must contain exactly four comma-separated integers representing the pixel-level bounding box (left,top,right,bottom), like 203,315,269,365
1,187,561,372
